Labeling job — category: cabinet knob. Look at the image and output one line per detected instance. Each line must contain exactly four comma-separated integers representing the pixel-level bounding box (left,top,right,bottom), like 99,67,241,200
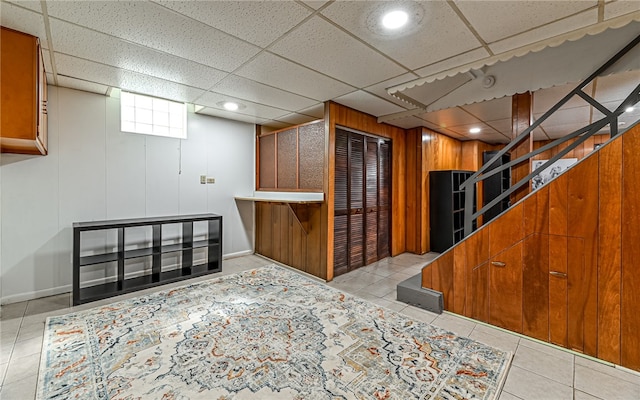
491,261,506,267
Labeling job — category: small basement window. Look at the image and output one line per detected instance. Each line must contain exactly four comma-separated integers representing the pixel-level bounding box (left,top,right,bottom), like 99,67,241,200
120,91,187,139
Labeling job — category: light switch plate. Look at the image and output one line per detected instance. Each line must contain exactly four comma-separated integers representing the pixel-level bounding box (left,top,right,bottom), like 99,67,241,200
200,175,206,184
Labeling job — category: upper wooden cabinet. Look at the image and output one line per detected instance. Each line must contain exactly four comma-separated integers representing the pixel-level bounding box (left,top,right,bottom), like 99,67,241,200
1,27,48,155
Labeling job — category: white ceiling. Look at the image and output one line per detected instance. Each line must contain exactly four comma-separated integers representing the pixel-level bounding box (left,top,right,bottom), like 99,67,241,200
2,0,639,143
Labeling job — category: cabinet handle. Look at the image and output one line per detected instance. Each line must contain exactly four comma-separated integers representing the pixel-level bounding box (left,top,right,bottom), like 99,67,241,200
491,261,506,267
550,271,567,278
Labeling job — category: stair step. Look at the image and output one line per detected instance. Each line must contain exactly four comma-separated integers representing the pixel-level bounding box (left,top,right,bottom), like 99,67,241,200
396,273,444,314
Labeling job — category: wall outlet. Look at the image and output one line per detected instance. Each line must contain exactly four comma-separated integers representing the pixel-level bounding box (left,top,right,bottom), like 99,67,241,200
200,175,206,184
206,177,215,184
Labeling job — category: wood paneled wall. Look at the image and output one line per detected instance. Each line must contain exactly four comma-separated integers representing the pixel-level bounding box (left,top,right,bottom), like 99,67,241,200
421,124,640,371
257,120,324,191
326,102,407,279
255,202,326,279
532,134,610,162
405,131,501,254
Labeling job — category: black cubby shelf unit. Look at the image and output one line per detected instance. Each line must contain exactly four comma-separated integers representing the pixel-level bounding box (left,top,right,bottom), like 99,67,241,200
72,214,222,306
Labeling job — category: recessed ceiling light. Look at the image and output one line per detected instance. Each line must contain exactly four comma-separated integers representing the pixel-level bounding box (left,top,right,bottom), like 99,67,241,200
469,127,481,134
223,102,239,111
382,10,408,29
626,106,635,113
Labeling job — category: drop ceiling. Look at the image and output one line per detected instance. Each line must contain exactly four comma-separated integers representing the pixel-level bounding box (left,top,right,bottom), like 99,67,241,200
1,0,639,144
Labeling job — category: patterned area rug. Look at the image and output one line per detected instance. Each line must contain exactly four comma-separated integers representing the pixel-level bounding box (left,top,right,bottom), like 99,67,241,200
38,265,511,399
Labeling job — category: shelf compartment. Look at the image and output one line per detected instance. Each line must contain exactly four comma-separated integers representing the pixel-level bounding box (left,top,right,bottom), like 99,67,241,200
78,241,221,267
77,262,221,304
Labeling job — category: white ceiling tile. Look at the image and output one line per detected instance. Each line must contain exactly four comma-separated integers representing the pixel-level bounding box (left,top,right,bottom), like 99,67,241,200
45,1,260,71
447,122,500,137
544,121,594,139
3,0,41,13
49,19,228,89
385,115,425,129
605,0,640,19
46,72,54,84
0,1,48,48
301,1,331,10
538,105,592,125
156,1,312,48
57,76,108,95
55,54,205,103
414,47,490,77
420,107,481,128
333,90,406,117
364,73,419,108
269,16,406,88
488,9,598,54
321,1,482,70
196,107,268,125
274,113,318,126
297,103,325,119
261,120,291,130
454,0,597,43
212,74,317,112
532,81,596,114
595,69,640,104
236,52,354,101
196,91,288,120
461,96,512,121
532,128,550,141
485,118,513,138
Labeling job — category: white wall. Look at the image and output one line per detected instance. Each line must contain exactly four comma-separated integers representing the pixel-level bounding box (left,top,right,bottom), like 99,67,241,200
0,86,255,304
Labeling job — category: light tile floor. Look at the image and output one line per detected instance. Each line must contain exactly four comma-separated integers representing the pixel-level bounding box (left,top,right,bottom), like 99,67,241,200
1,253,639,399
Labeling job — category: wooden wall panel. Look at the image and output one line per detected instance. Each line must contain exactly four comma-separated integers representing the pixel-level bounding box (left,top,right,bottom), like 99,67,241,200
549,233,569,348
254,202,326,279
259,134,276,188
511,92,533,203
471,262,489,323
523,233,550,341
277,128,298,189
432,251,454,310
488,203,523,257
597,139,622,364
567,155,599,356
524,186,549,236
452,243,467,315
489,242,523,332
622,126,640,371
533,134,610,162
405,128,421,253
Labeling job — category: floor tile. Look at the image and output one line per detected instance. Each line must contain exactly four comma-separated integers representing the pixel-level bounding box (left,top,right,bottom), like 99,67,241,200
399,305,439,324
0,372,37,400
512,343,574,386
367,298,407,313
0,302,27,321
503,365,573,400
575,355,640,386
574,390,603,400
4,353,40,385
24,294,70,316
431,313,476,337
16,322,45,343
574,363,640,400
469,327,519,354
11,336,42,359
0,362,7,386
518,337,575,362
498,391,524,400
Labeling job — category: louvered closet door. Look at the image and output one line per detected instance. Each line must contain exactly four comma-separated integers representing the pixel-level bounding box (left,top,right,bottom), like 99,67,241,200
334,128,391,276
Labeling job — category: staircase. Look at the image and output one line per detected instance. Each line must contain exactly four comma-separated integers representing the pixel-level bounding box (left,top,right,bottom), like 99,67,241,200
398,33,640,372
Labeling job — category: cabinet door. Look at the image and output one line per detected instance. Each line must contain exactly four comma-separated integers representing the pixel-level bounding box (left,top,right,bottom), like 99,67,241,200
489,241,523,332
